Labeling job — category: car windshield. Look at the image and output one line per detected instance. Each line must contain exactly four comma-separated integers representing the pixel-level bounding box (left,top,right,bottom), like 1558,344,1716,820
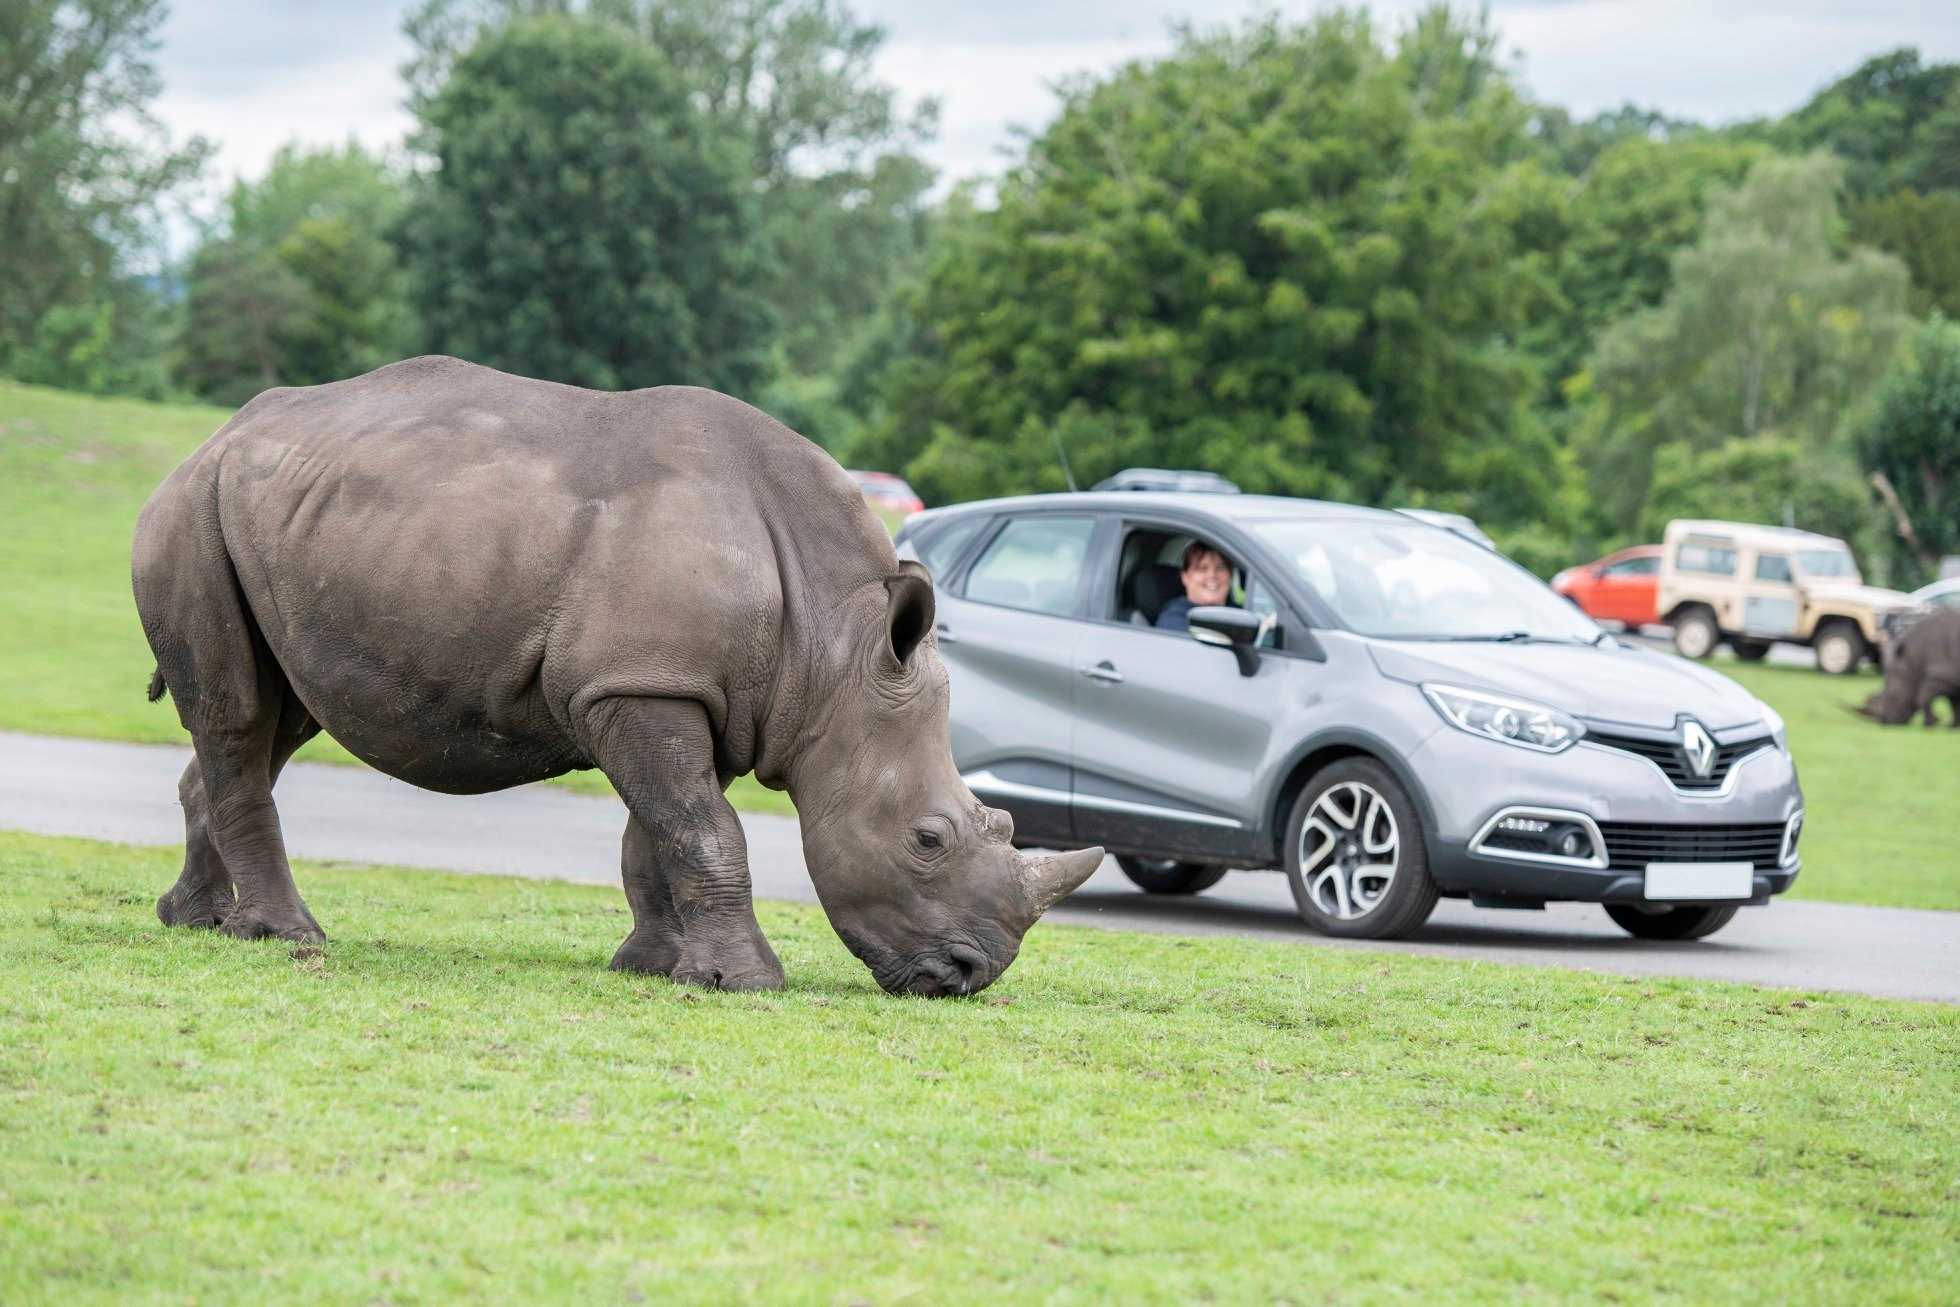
1796,549,1858,580
1250,517,1602,642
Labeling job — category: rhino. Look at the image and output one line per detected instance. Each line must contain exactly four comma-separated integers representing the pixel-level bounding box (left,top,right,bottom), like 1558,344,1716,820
132,356,1102,995
1857,608,1960,727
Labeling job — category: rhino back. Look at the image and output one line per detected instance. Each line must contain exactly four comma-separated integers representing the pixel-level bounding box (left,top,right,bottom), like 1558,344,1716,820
203,356,887,790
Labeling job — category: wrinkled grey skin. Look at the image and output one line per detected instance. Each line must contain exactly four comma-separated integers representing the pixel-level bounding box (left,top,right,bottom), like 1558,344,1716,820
1858,609,1960,727
132,356,1101,995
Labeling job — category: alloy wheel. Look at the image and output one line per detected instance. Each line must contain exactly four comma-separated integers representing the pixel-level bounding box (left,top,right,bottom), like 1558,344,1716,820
1297,780,1400,919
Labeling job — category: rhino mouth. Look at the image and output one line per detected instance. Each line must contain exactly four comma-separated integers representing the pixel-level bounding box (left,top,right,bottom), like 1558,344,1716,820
895,943,997,997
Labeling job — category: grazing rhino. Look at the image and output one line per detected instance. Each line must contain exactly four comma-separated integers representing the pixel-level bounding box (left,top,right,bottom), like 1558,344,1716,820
1857,608,1960,727
132,356,1102,995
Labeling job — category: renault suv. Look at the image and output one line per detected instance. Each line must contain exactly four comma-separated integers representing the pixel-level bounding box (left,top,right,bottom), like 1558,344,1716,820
897,493,1804,941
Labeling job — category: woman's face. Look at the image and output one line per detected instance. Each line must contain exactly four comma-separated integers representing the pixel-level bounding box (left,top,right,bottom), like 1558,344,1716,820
1182,548,1231,607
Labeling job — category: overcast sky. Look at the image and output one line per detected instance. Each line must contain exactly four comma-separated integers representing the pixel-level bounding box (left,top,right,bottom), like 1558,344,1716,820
152,0,1960,212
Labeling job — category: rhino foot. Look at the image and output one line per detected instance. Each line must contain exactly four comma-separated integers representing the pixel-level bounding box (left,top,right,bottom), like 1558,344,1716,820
668,934,786,992
608,931,681,976
218,907,326,944
156,883,236,930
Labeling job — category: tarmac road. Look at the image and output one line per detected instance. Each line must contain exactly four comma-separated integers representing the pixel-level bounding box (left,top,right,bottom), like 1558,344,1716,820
3,730,1953,1003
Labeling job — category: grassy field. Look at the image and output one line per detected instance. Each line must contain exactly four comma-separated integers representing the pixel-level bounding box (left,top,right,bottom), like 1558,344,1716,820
1716,661,1957,913
1,829,1954,1304
1,381,1953,906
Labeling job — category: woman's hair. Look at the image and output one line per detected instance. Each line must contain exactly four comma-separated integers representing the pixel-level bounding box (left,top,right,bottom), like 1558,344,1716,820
1182,541,1227,571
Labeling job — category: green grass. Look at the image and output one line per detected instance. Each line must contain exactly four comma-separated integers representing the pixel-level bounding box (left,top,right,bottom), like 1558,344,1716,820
1,831,1954,1304
0,381,1951,902
1715,661,1957,912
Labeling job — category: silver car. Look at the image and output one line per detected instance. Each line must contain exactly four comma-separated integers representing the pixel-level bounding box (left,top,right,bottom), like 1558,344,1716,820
896,492,1804,941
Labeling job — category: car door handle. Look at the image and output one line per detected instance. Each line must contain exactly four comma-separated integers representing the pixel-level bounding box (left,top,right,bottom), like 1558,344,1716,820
934,622,956,644
1080,660,1124,684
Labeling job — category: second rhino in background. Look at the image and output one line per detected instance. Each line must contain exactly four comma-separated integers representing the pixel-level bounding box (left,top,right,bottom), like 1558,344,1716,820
1858,609,1960,726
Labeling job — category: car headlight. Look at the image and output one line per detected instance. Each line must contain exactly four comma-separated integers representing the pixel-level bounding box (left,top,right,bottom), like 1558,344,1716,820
1421,684,1583,753
1758,701,1787,751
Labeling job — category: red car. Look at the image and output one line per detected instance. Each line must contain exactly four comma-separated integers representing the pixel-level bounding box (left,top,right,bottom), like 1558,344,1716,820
1552,545,1662,628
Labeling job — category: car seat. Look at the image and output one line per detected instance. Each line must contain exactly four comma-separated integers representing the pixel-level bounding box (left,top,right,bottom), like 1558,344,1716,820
1127,564,1184,626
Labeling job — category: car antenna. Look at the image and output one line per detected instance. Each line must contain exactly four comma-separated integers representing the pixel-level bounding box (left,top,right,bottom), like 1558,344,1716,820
1050,424,1078,492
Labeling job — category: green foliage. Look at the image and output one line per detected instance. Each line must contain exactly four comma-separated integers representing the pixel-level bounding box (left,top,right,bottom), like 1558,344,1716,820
852,9,1576,532
1574,153,1911,536
176,143,415,405
1541,135,1768,389
397,15,775,393
404,0,936,388
1850,188,1960,319
0,0,207,392
1852,315,1960,582
1778,48,1960,197
1638,438,1878,571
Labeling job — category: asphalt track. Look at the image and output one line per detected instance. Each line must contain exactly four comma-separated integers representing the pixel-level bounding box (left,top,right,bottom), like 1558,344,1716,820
3,730,1953,1003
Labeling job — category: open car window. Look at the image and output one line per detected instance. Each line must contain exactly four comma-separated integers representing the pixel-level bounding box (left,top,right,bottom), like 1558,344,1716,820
1113,525,1282,648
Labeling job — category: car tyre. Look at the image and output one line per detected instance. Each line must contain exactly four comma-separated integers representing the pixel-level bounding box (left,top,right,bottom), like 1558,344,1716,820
1814,621,1864,675
1283,758,1438,939
1730,638,1771,662
1115,855,1227,895
1671,607,1719,660
1604,904,1739,940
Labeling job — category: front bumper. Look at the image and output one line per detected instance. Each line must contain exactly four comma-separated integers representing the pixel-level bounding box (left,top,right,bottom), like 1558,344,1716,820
1413,723,1804,905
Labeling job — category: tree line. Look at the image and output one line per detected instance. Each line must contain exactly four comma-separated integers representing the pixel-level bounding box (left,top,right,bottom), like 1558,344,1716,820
3,1,1955,582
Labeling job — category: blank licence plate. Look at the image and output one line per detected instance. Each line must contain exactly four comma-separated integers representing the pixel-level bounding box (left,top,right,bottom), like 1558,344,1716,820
1644,862,1753,900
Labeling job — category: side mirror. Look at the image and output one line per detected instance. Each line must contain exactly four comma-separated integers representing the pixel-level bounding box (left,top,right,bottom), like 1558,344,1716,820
1188,606,1271,677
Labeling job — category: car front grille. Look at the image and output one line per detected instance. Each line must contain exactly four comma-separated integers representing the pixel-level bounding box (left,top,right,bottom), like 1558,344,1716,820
1596,822,1788,870
1586,730,1772,790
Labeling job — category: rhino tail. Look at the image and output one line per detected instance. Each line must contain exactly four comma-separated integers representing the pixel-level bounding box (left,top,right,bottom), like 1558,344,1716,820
146,667,167,703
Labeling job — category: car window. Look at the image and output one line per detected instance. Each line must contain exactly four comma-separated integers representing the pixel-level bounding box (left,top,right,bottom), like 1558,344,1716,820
1676,542,1737,576
1243,573,1283,649
1932,590,1960,610
963,515,1095,616
917,516,989,581
1797,549,1857,580
1603,556,1658,578
1755,554,1793,583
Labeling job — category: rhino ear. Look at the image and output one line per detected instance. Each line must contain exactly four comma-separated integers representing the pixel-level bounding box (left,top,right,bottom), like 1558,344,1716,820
883,561,935,667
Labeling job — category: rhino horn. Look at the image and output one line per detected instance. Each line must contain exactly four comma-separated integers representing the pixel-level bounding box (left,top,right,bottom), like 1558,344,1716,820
1015,846,1104,920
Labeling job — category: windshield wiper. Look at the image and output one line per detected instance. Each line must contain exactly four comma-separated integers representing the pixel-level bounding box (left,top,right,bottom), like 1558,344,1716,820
1439,631,1597,645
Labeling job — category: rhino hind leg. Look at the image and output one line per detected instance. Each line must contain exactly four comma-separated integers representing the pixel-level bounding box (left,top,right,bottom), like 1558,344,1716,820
158,697,321,933
592,697,784,992
156,758,234,928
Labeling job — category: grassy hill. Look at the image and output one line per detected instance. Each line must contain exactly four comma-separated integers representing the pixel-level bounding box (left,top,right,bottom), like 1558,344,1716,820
0,381,789,814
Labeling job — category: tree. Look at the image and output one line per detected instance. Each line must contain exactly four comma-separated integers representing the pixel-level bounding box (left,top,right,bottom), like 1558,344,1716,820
1639,439,1875,567
1572,153,1911,536
0,0,208,393
1541,135,1767,388
1853,316,1960,583
849,9,1575,529
1850,188,1960,319
176,142,415,404
1778,49,1960,198
396,15,775,393
402,0,936,383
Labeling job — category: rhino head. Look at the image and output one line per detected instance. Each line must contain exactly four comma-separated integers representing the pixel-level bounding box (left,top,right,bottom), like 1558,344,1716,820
791,562,1102,996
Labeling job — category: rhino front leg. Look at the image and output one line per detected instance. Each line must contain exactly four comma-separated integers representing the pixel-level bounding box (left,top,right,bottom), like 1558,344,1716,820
590,697,785,992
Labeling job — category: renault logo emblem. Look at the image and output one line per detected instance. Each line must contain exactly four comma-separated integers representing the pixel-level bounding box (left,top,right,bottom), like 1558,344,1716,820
1680,719,1717,779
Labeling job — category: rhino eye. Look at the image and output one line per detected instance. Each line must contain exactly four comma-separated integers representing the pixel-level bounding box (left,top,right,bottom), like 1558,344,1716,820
915,830,942,851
